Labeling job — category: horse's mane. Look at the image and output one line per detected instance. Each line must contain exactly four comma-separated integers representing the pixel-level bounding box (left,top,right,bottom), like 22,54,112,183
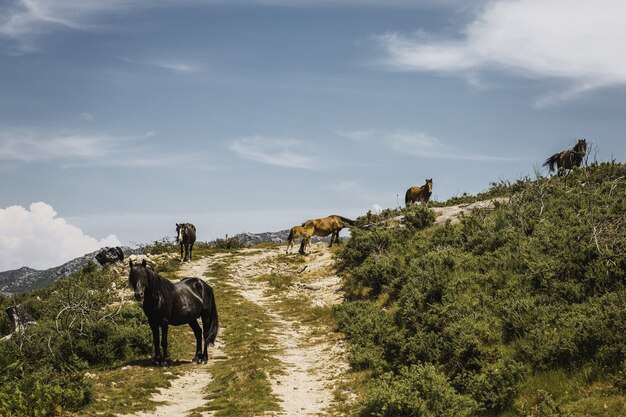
573,139,587,154
146,267,176,298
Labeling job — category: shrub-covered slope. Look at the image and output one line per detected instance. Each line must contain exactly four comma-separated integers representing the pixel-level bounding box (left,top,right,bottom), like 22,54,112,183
336,162,626,417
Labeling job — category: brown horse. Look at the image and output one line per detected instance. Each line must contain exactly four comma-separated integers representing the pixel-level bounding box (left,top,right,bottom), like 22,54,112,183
286,225,315,255
300,215,355,250
543,139,587,176
176,223,196,262
405,179,433,206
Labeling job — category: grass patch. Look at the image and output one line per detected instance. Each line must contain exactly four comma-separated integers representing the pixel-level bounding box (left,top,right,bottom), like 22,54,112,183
504,368,626,417
198,260,282,417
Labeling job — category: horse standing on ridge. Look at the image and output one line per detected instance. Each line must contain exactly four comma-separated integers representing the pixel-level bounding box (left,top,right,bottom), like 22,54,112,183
176,223,196,262
405,179,433,206
129,259,218,366
299,215,355,252
543,139,587,176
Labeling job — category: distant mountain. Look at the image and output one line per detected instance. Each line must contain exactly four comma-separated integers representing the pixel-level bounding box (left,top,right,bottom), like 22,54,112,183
0,229,315,294
0,250,100,294
0,247,139,294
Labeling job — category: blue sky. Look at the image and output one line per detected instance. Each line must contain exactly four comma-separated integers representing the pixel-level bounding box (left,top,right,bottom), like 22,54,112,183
1,0,625,270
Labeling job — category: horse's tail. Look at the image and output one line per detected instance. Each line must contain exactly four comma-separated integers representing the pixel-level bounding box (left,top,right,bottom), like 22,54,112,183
336,216,355,226
205,285,219,345
543,153,560,172
405,188,411,206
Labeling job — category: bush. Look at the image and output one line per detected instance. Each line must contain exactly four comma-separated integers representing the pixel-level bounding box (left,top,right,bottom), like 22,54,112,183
360,364,478,417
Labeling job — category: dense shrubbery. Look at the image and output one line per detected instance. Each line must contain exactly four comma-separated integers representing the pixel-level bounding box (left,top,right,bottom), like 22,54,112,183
336,163,626,416
0,263,152,416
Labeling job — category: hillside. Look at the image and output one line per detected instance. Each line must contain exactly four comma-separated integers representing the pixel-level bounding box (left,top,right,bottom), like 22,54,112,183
0,162,624,417
336,162,626,416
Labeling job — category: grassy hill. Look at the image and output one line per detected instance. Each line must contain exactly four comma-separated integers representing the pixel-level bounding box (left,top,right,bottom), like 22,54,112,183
0,162,624,417
335,162,625,416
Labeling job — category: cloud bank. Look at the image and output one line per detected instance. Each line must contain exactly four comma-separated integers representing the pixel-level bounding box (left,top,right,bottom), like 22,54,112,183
339,130,517,161
230,136,324,170
375,0,626,101
0,202,120,271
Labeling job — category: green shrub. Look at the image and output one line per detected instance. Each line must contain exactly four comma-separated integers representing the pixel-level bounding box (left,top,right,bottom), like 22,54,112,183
359,364,478,417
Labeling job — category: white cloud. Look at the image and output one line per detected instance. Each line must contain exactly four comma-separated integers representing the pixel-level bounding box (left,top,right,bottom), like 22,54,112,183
79,112,94,122
230,136,324,170
0,202,120,271
0,130,200,167
372,204,382,214
375,0,626,99
152,61,200,74
0,134,112,161
339,129,517,161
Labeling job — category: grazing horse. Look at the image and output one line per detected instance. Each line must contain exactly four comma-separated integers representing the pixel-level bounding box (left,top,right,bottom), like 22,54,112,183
286,225,315,255
543,139,587,176
129,259,218,366
176,223,196,262
405,179,433,206
300,215,355,251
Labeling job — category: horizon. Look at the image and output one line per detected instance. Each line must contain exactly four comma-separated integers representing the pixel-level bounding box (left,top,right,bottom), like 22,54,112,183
2,0,626,271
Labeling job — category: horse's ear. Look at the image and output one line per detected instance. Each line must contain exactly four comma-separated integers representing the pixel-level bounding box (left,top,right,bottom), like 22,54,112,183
141,259,147,268
176,223,179,227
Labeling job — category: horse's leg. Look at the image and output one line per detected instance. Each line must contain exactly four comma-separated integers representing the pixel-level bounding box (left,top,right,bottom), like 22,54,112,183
189,242,194,261
150,321,162,366
200,311,216,364
189,320,203,364
298,238,306,255
160,323,169,366
180,242,184,262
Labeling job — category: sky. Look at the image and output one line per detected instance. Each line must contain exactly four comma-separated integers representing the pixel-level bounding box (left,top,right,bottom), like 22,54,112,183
1,0,625,270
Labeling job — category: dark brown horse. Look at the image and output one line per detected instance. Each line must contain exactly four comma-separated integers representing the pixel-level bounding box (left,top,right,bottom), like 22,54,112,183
543,139,587,176
176,223,196,262
405,179,433,206
129,259,218,366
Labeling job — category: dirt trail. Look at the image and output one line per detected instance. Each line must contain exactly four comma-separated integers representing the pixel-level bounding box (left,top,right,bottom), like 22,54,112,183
433,197,508,225
223,244,349,416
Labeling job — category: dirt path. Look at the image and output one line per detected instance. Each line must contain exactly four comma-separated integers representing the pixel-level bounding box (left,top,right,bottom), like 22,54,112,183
223,244,349,416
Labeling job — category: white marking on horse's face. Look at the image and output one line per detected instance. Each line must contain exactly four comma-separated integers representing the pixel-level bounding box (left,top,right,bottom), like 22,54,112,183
177,227,183,242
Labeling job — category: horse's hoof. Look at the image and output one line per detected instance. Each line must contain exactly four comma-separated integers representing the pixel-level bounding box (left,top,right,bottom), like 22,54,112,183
192,354,202,364
202,354,208,364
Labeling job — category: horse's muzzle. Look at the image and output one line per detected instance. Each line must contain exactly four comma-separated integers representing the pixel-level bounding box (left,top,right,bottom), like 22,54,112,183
134,292,143,301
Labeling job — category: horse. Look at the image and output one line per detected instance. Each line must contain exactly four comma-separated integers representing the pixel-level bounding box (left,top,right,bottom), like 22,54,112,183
129,259,218,366
176,223,196,262
543,139,587,176
405,179,433,206
286,225,315,255
300,215,355,251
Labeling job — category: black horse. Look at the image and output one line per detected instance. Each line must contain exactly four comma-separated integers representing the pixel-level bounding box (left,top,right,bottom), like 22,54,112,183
176,223,196,262
129,259,218,366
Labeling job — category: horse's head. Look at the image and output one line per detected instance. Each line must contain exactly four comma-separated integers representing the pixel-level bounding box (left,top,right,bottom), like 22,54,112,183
425,179,433,193
576,139,587,154
129,259,149,301
176,223,184,242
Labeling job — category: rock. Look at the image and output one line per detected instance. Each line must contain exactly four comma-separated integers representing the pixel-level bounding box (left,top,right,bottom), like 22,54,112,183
95,246,124,266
